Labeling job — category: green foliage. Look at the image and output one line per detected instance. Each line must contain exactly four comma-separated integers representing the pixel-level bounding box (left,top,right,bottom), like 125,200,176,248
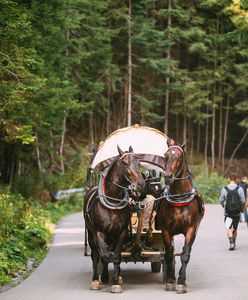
12,149,88,199
0,188,82,285
0,0,44,145
194,167,227,203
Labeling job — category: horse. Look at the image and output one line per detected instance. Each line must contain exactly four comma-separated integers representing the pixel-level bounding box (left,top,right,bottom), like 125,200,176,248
159,142,204,293
143,169,164,199
84,145,146,293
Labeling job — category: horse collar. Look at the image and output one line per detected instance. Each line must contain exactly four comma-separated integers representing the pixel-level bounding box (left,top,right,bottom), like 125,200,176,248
98,175,129,210
163,186,196,207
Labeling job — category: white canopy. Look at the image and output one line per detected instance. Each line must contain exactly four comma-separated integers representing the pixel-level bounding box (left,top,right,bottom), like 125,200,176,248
91,125,168,170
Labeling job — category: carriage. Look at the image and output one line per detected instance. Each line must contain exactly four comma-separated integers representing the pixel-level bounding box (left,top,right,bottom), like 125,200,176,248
84,124,170,279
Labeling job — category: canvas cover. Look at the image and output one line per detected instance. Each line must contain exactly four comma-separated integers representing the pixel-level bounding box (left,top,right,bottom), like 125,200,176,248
90,125,168,170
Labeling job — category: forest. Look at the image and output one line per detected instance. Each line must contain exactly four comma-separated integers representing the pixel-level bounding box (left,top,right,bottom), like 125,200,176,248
1,0,248,286
0,0,248,186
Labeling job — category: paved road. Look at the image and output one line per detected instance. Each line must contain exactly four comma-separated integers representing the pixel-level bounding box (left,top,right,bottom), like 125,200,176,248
1,205,248,300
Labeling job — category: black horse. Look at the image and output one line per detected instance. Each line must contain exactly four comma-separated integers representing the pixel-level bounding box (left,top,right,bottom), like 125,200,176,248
84,146,146,293
159,142,204,293
143,169,164,199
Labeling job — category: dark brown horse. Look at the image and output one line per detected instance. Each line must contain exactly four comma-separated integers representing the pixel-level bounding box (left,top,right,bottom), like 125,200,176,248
159,142,204,293
84,146,146,293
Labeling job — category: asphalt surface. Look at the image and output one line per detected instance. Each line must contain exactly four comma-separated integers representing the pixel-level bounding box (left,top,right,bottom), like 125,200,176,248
1,204,248,300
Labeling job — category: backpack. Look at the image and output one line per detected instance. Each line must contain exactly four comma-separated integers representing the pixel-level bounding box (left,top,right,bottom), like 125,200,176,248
224,186,242,216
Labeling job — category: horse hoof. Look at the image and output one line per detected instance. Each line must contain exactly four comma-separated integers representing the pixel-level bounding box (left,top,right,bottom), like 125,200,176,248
177,284,187,294
111,284,123,293
90,280,101,290
165,282,176,291
118,276,123,285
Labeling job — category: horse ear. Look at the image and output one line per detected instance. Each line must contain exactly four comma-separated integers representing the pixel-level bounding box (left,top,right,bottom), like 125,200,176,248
167,138,175,147
117,145,124,157
129,146,134,153
181,143,186,151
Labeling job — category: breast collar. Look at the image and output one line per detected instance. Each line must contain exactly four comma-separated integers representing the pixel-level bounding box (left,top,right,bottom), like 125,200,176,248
162,175,197,207
98,174,130,210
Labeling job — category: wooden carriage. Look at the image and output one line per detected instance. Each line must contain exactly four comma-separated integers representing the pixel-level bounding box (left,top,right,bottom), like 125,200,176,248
84,124,170,277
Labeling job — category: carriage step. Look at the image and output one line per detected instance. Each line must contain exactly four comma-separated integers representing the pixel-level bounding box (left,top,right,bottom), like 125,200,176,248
121,251,164,257
121,251,182,257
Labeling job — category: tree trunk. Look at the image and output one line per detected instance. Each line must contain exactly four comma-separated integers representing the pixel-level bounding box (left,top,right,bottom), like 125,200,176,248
204,107,209,176
221,96,230,175
189,119,193,162
197,121,201,153
164,0,171,134
89,113,94,152
218,91,223,161
35,132,43,172
60,116,66,174
224,128,248,176
183,115,187,145
211,89,216,170
106,72,111,135
127,0,132,126
176,114,179,142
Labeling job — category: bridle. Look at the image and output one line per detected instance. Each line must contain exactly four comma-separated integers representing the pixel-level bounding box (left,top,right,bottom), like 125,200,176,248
165,146,189,181
163,145,197,206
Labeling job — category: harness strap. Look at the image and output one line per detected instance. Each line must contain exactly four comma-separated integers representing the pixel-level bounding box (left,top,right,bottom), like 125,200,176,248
98,175,129,210
162,186,197,207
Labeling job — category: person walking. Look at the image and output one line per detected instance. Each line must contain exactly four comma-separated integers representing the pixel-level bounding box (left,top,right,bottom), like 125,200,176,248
237,176,248,222
239,176,248,225
220,173,246,250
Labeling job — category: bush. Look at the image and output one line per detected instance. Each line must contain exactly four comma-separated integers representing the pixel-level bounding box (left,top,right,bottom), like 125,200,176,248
12,151,88,201
194,167,227,203
0,188,83,285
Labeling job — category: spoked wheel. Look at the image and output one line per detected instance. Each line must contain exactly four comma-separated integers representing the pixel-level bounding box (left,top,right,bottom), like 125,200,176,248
151,261,162,273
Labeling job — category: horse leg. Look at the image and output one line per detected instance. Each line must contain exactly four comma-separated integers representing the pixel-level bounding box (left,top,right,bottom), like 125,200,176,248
177,227,196,294
162,231,176,291
111,231,126,293
100,258,109,284
88,232,101,290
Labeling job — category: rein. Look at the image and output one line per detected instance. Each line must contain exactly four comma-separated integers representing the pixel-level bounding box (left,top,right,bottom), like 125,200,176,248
163,146,197,206
98,153,142,210
98,175,129,210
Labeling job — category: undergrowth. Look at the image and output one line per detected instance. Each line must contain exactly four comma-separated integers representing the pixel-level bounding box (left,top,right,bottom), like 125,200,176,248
193,166,228,203
0,188,83,285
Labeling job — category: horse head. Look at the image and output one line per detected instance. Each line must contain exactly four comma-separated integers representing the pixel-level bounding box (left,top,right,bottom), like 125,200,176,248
144,169,163,198
117,145,146,198
163,142,186,185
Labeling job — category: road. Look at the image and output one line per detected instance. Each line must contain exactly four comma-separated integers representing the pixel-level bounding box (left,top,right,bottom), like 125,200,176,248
1,205,248,300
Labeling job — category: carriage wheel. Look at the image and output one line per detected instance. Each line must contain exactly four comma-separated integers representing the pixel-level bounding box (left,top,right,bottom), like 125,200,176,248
151,262,161,273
